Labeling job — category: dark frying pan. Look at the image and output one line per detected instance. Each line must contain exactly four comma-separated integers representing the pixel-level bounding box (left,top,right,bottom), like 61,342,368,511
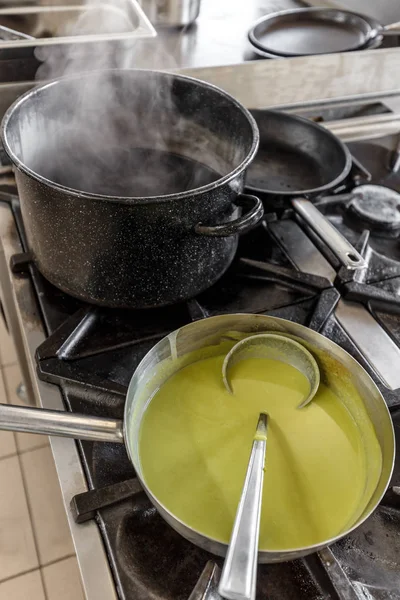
245,110,366,270
249,20,384,60
248,8,400,57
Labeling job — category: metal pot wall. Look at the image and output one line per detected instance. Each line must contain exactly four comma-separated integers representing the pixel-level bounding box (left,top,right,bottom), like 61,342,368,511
140,0,201,27
1,70,262,309
0,314,394,562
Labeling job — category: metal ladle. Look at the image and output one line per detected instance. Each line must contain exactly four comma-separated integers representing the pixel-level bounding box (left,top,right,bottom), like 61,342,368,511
219,413,268,600
219,335,319,600
222,333,320,409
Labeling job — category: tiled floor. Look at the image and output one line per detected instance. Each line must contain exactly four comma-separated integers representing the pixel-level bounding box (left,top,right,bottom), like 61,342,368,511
0,320,85,600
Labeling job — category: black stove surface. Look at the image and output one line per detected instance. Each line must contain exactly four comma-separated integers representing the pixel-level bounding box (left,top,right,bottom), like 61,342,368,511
7,124,400,600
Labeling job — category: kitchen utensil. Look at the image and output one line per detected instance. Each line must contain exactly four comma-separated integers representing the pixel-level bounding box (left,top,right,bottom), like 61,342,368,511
2,69,263,308
0,314,394,563
248,22,384,60
245,109,365,270
140,0,201,27
222,333,319,409
219,413,267,600
248,8,400,58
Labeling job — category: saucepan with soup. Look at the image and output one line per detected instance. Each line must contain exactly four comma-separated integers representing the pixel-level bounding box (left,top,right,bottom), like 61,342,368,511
0,314,394,562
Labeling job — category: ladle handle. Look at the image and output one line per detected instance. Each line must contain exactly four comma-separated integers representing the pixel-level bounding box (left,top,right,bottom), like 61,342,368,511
291,198,366,270
0,403,124,443
383,22,400,35
218,415,267,600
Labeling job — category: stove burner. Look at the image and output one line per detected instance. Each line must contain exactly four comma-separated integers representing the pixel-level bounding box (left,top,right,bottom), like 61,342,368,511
348,184,400,231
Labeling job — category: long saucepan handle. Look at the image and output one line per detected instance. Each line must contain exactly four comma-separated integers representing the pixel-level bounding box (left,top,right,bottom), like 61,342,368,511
0,403,124,443
219,414,267,600
291,198,366,270
382,22,400,35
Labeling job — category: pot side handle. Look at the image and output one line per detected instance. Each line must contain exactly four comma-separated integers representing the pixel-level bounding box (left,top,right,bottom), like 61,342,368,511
0,403,124,443
195,194,264,237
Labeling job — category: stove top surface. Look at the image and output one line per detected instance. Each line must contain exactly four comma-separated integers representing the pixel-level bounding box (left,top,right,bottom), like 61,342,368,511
5,104,400,600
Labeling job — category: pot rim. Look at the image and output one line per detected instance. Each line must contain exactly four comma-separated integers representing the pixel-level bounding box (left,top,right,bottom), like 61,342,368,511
124,313,395,560
246,109,353,198
1,68,260,205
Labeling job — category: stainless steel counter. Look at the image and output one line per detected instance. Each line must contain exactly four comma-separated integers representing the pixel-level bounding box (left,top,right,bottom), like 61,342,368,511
306,0,400,25
134,0,400,70
134,0,305,69
2,0,400,116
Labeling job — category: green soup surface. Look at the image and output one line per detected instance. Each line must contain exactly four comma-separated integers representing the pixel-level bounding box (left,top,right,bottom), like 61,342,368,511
139,356,382,550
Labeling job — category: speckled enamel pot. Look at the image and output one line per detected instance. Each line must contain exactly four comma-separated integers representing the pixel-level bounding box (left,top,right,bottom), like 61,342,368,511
2,69,262,309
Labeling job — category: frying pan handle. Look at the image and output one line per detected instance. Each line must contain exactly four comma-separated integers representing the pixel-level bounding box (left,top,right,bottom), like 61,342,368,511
195,194,264,237
383,22,400,35
291,198,367,270
0,403,124,443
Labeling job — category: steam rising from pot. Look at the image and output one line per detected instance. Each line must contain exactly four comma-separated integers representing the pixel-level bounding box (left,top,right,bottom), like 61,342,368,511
31,0,232,197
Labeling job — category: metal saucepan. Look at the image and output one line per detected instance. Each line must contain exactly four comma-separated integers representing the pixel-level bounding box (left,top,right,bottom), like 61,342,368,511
0,314,394,562
141,0,201,27
245,109,366,270
1,69,263,309
248,8,400,57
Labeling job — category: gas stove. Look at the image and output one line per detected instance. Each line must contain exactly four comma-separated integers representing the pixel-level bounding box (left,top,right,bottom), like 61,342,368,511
1,98,400,600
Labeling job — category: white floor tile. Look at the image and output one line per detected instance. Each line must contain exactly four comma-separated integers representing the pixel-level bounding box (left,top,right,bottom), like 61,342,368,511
0,369,16,458
20,446,74,566
0,570,45,600
42,556,84,600
4,364,49,452
0,456,38,581
0,428,16,459
0,318,17,367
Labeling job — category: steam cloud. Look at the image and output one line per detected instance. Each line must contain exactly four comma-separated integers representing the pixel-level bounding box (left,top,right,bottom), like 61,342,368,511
28,0,237,198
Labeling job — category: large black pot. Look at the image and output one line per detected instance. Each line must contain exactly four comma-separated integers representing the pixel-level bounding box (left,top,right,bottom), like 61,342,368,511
2,69,262,308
